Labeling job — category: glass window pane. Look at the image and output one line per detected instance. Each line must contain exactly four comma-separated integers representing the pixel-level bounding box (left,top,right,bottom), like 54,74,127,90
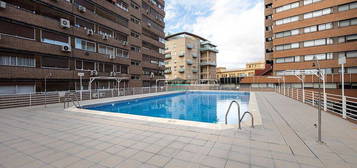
339,20,350,27
322,8,331,15
347,51,357,58
351,19,357,25
338,5,349,11
291,29,299,35
350,2,357,9
304,13,313,19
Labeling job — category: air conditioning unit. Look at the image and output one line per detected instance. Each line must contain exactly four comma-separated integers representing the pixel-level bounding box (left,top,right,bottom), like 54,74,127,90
110,72,116,77
147,23,152,27
102,34,109,40
61,45,71,52
60,18,70,29
0,1,6,9
90,70,98,76
122,41,128,46
146,9,149,14
78,5,86,13
109,55,115,59
87,29,94,36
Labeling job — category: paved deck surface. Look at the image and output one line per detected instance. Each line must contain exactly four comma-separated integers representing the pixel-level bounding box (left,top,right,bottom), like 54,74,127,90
0,92,356,168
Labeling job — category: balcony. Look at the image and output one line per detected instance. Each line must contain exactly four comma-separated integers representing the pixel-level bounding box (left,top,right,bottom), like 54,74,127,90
192,53,198,58
187,44,193,49
178,53,185,57
186,60,193,65
200,46,218,53
178,68,185,73
164,69,172,74
192,69,198,73
201,61,217,66
165,54,172,59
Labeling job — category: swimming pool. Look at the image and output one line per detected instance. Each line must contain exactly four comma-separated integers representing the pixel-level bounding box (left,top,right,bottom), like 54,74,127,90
84,91,250,124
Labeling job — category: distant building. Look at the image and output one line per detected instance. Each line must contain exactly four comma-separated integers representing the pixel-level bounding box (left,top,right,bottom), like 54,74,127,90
216,61,269,84
164,32,218,84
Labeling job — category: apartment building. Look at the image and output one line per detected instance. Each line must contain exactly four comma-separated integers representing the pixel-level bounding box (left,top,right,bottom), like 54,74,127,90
0,0,165,94
164,32,218,83
258,0,357,89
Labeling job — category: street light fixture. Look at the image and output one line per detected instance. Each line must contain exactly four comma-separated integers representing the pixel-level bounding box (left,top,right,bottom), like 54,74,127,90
312,56,323,143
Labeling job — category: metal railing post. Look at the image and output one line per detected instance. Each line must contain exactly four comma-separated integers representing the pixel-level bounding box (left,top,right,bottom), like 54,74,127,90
342,96,347,119
29,93,32,106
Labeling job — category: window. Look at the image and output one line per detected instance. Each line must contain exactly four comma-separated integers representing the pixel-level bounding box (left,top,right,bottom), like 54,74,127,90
339,18,357,27
275,29,299,38
275,43,299,51
131,1,140,10
0,56,35,67
304,25,317,33
338,34,357,43
130,31,140,39
75,38,96,52
276,16,299,25
346,51,357,58
304,8,331,19
116,48,129,58
41,30,69,46
276,2,299,13
318,23,332,31
304,53,333,61
304,0,322,5
338,2,357,12
42,56,69,69
0,20,35,39
131,16,141,24
347,67,357,74
130,45,141,52
303,38,332,47
98,45,115,58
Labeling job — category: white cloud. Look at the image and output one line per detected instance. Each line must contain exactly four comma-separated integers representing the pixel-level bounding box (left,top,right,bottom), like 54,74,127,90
191,0,265,69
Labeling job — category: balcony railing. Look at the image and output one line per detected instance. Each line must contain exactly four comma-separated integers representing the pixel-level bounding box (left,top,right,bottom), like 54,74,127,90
200,61,217,66
200,46,218,53
165,54,172,59
186,60,193,65
178,68,185,73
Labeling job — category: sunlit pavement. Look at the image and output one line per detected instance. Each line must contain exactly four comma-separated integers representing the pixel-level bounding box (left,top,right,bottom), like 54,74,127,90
0,92,356,168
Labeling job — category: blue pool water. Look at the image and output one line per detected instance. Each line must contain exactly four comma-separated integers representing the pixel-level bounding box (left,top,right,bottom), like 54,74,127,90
84,91,250,124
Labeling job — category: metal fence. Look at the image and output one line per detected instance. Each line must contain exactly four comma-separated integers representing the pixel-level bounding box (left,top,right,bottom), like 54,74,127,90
1,85,355,121
0,85,276,109
275,87,357,121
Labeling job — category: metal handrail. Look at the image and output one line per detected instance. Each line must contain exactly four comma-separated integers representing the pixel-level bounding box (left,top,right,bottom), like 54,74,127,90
225,100,254,129
225,100,240,125
240,111,254,128
64,92,81,109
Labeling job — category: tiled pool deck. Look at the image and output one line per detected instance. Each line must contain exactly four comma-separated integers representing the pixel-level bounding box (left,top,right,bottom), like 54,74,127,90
0,92,356,168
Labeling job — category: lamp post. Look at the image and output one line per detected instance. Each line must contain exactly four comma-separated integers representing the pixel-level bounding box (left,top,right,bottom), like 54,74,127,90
78,72,84,101
313,57,323,143
339,55,346,119
44,73,53,108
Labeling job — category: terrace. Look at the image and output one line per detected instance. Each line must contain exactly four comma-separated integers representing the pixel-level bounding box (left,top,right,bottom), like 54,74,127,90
0,86,356,168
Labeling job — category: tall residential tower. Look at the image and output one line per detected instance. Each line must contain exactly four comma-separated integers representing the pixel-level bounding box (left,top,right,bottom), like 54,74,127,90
0,0,165,94
259,0,357,89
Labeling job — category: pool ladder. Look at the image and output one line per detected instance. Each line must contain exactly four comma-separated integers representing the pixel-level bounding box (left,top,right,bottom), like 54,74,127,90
225,100,254,129
64,92,81,109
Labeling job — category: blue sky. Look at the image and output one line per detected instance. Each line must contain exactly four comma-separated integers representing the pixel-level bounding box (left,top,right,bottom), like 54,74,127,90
164,0,265,69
